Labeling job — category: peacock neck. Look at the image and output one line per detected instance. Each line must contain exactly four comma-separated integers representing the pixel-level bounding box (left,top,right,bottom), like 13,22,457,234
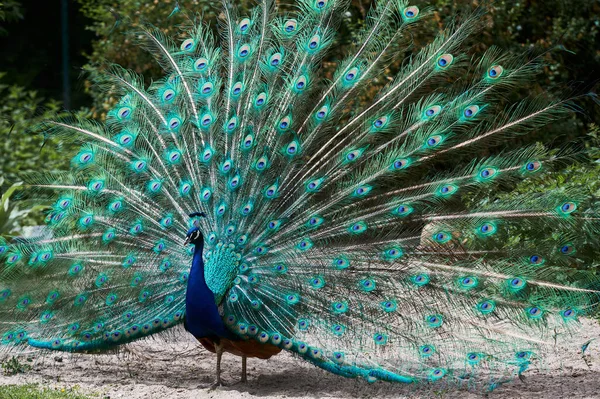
187,240,209,308
185,238,237,340
190,240,205,276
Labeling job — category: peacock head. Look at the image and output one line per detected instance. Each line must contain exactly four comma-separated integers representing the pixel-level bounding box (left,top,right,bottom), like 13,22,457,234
184,212,206,246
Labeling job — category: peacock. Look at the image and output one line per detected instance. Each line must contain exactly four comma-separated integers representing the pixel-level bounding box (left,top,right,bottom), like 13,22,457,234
1,0,600,392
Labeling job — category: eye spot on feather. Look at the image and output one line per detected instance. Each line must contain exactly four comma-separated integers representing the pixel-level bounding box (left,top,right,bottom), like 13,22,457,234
284,19,297,33
429,368,446,381
432,231,452,244
529,254,544,265
425,314,443,328
315,105,329,120
285,293,300,305
424,105,442,119
162,89,176,102
238,18,251,33
467,352,482,365
393,204,414,217
269,52,282,67
463,105,480,119
332,301,348,313
238,44,251,59
426,134,443,148
561,308,577,320
420,345,435,357
296,238,313,251
381,300,397,312
373,333,388,345
349,221,367,233
382,246,403,260
201,82,214,96
16,296,32,309
45,290,60,305
117,106,132,119
526,306,544,319
232,82,243,97
194,57,209,72
273,263,287,274
477,222,497,237
344,67,359,84
508,277,526,291
298,319,311,330
295,75,308,91
437,184,457,196
458,276,478,290
0,289,11,302
488,65,504,79
524,160,542,173
255,92,267,107
332,324,346,336
297,342,308,354
515,351,532,362
475,167,496,184
558,201,577,216
403,6,419,20
436,54,453,69
181,38,195,52
559,243,575,255
333,351,345,363
306,177,324,192
333,257,350,270
359,278,376,292
7,254,21,264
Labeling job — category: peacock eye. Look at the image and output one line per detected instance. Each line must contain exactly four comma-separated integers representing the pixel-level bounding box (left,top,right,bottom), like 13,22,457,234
195,58,209,71
181,39,195,51
284,20,297,33
239,18,251,32
463,105,480,118
403,6,419,19
436,54,454,68
488,65,504,79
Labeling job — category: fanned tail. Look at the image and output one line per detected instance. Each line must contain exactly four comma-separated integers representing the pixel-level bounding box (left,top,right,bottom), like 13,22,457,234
1,0,599,391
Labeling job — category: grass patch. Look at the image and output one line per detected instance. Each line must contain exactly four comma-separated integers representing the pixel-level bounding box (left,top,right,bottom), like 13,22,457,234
0,384,95,399
1,357,32,376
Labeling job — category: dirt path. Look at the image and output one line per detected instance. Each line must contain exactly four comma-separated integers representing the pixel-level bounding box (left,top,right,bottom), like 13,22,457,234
2,320,600,399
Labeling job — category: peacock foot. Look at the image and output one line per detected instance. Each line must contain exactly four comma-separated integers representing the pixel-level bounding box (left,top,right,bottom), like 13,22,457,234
208,380,226,390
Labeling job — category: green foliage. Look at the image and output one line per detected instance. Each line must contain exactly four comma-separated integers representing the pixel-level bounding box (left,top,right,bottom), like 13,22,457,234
0,0,24,35
1,356,31,375
0,179,46,239
0,73,79,231
0,72,69,187
75,0,218,113
0,384,94,399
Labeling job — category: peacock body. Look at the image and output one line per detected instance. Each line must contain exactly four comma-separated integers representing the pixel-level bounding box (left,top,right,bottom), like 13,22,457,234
1,0,600,391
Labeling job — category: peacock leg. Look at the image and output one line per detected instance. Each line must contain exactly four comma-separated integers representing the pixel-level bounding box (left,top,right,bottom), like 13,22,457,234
241,355,247,383
210,341,225,389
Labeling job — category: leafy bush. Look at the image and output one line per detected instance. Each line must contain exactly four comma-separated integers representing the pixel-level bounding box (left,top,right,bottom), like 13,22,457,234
0,73,68,187
75,0,217,114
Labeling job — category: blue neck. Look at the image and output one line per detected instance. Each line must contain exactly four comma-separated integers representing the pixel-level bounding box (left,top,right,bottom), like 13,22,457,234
185,240,237,340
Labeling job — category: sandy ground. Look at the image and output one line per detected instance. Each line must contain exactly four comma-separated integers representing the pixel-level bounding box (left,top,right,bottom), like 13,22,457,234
2,320,600,399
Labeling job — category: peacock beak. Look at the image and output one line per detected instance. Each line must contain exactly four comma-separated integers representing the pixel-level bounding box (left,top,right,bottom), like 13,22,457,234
184,236,191,246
